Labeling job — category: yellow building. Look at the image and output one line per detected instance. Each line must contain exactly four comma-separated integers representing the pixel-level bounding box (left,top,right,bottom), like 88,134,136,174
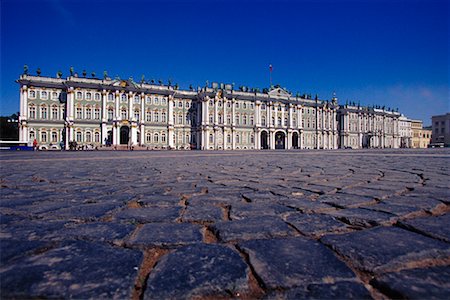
411,120,431,148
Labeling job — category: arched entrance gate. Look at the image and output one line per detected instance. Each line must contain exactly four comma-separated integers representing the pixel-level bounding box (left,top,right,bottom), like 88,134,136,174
275,131,285,149
261,131,269,149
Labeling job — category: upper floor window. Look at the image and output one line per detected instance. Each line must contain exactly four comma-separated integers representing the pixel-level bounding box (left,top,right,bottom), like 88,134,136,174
250,103,254,109
146,110,152,122
154,97,159,105
227,101,231,108
121,108,127,120
178,114,183,124
41,91,48,99
178,101,183,108
261,104,266,110
52,92,58,99
29,90,36,98
243,102,247,109
86,92,92,100
76,92,82,99
186,102,190,108
41,106,47,119
243,115,247,125
134,109,140,120
76,107,82,119
86,107,92,119
235,102,239,109
51,106,58,119
146,96,151,104
134,95,140,103
107,108,114,121
261,115,266,126
161,97,167,105
94,108,100,119
29,105,36,119
108,93,114,101
121,94,127,102
94,93,100,101
161,112,167,122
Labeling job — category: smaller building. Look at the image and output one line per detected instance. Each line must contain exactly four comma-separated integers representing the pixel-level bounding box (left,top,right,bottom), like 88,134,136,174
411,119,431,148
398,114,412,148
431,113,450,147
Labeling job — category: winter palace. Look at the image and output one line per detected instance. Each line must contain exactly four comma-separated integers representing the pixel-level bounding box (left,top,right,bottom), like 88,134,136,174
17,71,405,150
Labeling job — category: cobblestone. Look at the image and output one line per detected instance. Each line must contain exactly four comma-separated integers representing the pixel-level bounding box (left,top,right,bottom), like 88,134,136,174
1,149,449,299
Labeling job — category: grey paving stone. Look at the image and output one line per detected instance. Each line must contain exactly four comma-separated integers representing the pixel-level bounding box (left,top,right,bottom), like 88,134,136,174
238,237,357,290
265,281,373,299
318,193,376,208
145,244,249,299
371,266,450,299
0,239,51,264
126,222,203,247
328,208,397,227
0,220,67,241
277,198,336,213
285,213,350,236
114,206,181,223
361,202,423,217
339,187,394,200
0,240,141,299
210,216,295,242
321,226,450,273
138,194,181,206
182,204,223,223
230,203,293,220
384,196,447,212
38,202,121,220
63,222,135,242
399,213,450,242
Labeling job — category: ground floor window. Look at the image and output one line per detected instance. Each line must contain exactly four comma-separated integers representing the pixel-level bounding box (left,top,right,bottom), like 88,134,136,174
51,131,58,143
41,131,47,143
94,132,100,143
76,131,82,142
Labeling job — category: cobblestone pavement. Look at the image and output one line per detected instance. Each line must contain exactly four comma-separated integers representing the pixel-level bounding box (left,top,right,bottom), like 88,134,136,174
1,149,449,299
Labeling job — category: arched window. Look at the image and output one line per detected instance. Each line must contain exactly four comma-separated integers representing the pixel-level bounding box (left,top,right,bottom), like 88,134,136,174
134,95,140,103
178,113,183,124
76,107,82,119
29,105,36,119
146,96,151,104
51,106,58,119
76,92,82,99
261,103,266,110
209,134,214,143
146,132,152,143
94,93,100,101
227,134,231,143
236,134,240,143
209,113,213,123
52,92,58,99
86,107,92,119
227,101,231,108
41,91,48,99
41,131,47,142
29,90,36,98
134,109,140,120
227,115,231,124
86,92,92,100
161,133,166,142
261,115,266,126
243,102,247,109
94,107,100,119
154,110,159,122
218,114,223,124
94,132,100,143
108,93,114,101
235,114,240,125
86,132,92,143
154,132,159,143
121,108,127,120
29,131,35,140
250,115,254,125
51,131,58,142
243,115,247,125
178,101,183,108
146,110,152,122
250,134,255,143
209,100,213,106
278,116,282,126
121,94,127,102
41,105,47,119
76,131,82,142
107,107,114,121
161,111,166,122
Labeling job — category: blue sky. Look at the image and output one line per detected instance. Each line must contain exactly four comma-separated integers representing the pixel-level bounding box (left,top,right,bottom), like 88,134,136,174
1,0,448,125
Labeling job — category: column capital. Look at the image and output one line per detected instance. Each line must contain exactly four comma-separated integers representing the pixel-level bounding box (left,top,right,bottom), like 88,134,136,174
102,89,107,95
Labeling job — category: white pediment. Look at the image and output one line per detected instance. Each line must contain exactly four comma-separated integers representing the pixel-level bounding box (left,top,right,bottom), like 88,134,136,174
268,87,291,97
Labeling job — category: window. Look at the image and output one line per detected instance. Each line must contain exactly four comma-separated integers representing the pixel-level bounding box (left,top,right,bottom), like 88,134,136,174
235,102,239,108
161,112,167,122
209,100,213,106
227,134,231,143
95,132,100,143
278,116,282,126
121,94,127,102
146,110,152,122
209,114,213,123
41,106,47,119
261,115,266,126
178,101,183,108
154,110,159,122
218,114,223,124
108,108,114,121
134,95,140,103
243,115,247,125
41,131,47,142
41,91,48,99
236,134,240,143
146,96,151,104
209,134,214,143
161,133,166,142
277,106,281,111
154,133,159,142
29,90,36,98
76,92,82,99
52,106,58,119
161,97,167,105
284,117,288,126
95,93,100,101
250,134,255,143
76,131,82,142
94,108,100,119
134,110,140,120
178,114,183,124
76,107,82,119
52,92,58,99
86,132,92,143
250,116,254,125
108,93,114,101
86,92,92,100
121,108,127,120
146,132,152,143
250,103,254,109
86,107,92,119
227,115,231,124
30,131,35,140
29,105,36,119
261,103,266,110
243,102,247,109
227,101,231,108
235,114,240,125
154,97,159,105
51,132,58,143
186,101,190,108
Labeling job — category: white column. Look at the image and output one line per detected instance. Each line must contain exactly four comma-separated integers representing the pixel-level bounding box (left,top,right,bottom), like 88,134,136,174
287,130,292,149
300,131,304,149
115,91,120,120
223,98,227,125
281,105,285,127
214,97,218,126
168,96,174,148
101,90,107,122
270,130,275,149
223,129,227,149
140,124,145,145
255,101,261,126
232,129,236,149
298,105,302,129
67,88,75,121
101,123,107,145
267,102,272,128
231,98,236,127
128,92,133,121
288,104,293,128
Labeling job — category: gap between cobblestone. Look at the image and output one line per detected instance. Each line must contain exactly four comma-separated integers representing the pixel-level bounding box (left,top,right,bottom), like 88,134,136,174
233,244,267,298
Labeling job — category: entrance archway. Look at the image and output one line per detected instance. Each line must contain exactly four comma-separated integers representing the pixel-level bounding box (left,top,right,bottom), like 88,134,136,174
261,131,269,149
120,126,130,145
292,132,299,149
107,130,112,145
275,131,285,149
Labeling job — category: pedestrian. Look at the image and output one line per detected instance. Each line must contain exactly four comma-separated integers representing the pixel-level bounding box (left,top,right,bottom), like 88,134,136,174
59,140,64,151
33,138,38,151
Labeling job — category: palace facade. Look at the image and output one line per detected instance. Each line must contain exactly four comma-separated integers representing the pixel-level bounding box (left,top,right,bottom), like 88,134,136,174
17,73,404,150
